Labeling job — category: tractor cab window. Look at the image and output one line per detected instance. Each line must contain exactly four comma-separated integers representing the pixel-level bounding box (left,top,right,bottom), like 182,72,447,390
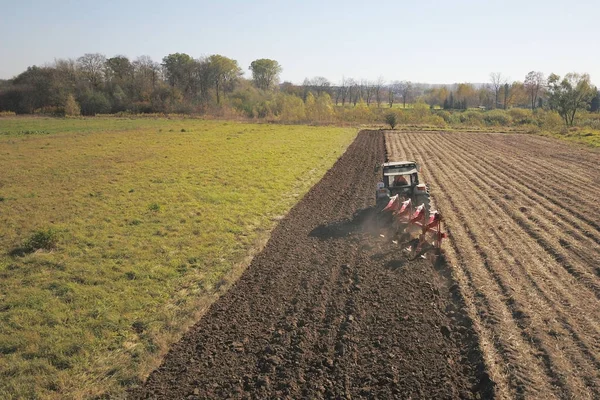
390,175,410,187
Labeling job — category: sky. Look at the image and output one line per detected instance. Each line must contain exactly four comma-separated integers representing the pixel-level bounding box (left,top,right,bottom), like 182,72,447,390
1,0,599,85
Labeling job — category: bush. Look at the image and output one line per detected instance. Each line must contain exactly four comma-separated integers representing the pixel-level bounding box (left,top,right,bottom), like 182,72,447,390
277,93,306,122
79,91,111,116
536,110,563,131
63,94,81,116
384,112,397,129
435,110,451,123
24,229,58,252
508,108,534,125
411,102,430,123
483,109,512,126
427,115,447,127
457,110,484,126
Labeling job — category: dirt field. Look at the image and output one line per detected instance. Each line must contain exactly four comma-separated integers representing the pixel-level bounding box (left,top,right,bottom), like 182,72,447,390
385,131,600,399
130,131,492,399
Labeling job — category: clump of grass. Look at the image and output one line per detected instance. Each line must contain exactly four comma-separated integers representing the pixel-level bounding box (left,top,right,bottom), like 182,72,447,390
148,203,161,212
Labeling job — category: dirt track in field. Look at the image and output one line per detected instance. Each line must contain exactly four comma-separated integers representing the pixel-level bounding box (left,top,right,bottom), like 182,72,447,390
386,131,600,399
130,131,492,399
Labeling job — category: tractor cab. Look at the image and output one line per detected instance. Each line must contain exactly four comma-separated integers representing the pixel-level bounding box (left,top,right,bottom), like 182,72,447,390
376,161,421,201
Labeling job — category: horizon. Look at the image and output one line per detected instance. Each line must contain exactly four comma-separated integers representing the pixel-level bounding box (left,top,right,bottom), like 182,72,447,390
1,0,599,85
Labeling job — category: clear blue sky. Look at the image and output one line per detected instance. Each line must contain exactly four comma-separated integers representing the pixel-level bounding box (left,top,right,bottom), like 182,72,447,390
1,0,598,84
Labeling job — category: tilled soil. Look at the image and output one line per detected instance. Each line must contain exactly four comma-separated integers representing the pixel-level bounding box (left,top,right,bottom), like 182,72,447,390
387,131,600,399
131,131,492,399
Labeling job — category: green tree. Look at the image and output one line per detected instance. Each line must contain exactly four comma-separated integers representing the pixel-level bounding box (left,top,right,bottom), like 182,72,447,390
207,55,241,104
385,112,397,129
547,73,596,126
590,90,600,113
249,59,282,90
161,53,194,89
79,90,111,115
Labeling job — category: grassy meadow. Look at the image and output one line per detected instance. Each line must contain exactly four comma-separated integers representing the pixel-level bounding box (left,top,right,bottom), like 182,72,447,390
0,117,356,399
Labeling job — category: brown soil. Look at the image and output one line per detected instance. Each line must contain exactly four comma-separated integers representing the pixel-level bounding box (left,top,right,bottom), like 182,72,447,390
386,131,600,399
130,131,493,399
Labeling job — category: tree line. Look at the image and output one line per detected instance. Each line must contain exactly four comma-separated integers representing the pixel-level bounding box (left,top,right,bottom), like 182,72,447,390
0,52,598,127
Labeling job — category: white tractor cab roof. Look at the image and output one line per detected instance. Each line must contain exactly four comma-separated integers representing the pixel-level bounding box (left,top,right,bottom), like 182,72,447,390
382,161,420,176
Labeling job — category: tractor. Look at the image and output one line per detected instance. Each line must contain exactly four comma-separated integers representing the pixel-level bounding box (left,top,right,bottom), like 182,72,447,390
375,161,445,260
375,161,430,215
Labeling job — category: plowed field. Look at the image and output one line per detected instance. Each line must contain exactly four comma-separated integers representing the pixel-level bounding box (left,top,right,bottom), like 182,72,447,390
386,131,600,399
131,131,492,399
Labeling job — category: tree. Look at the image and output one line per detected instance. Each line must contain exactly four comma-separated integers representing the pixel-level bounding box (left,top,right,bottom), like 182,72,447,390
363,80,374,106
77,53,106,89
456,83,477,109
207,55,241,104
249,59,282,91
399,81,413,108
385,112,397,129
547,73,596,127
63,93,80,116
374,77,385,108
591,90,600,113
105,56,134,82
524,71,545,110
161,53,194,93
490,72,507,109
388,81,400,108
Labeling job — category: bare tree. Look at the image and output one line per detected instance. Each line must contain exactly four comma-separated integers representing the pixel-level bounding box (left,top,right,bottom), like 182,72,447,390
336,77,352,106
388,81,400,108
490,72,507,109
347,78,359,106
77,53,106,89
374,76,385,107
524,71,545,110
399,81,413,108
363,80,375,106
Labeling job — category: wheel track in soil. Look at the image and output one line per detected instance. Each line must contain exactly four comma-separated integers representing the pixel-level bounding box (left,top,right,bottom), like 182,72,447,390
130,131,492,399
386,131,600,399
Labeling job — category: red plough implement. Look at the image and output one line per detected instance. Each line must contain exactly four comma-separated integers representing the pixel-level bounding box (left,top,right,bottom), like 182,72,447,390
381,198,446,261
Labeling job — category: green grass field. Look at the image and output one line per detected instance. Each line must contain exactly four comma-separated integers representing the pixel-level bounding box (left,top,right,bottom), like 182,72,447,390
0,117,357,399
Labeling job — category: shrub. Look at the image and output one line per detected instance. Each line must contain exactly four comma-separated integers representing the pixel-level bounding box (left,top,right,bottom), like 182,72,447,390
435,110,451,123
277,93,306,122
63,94,81,116
427,115,447,127
384,112,397,129
483,109,512,126
24,229,58,252
508,108,534,125
79,91,111,116
148,203,161,212
536,110,563,131
458,110,484,126
411,102,430,123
